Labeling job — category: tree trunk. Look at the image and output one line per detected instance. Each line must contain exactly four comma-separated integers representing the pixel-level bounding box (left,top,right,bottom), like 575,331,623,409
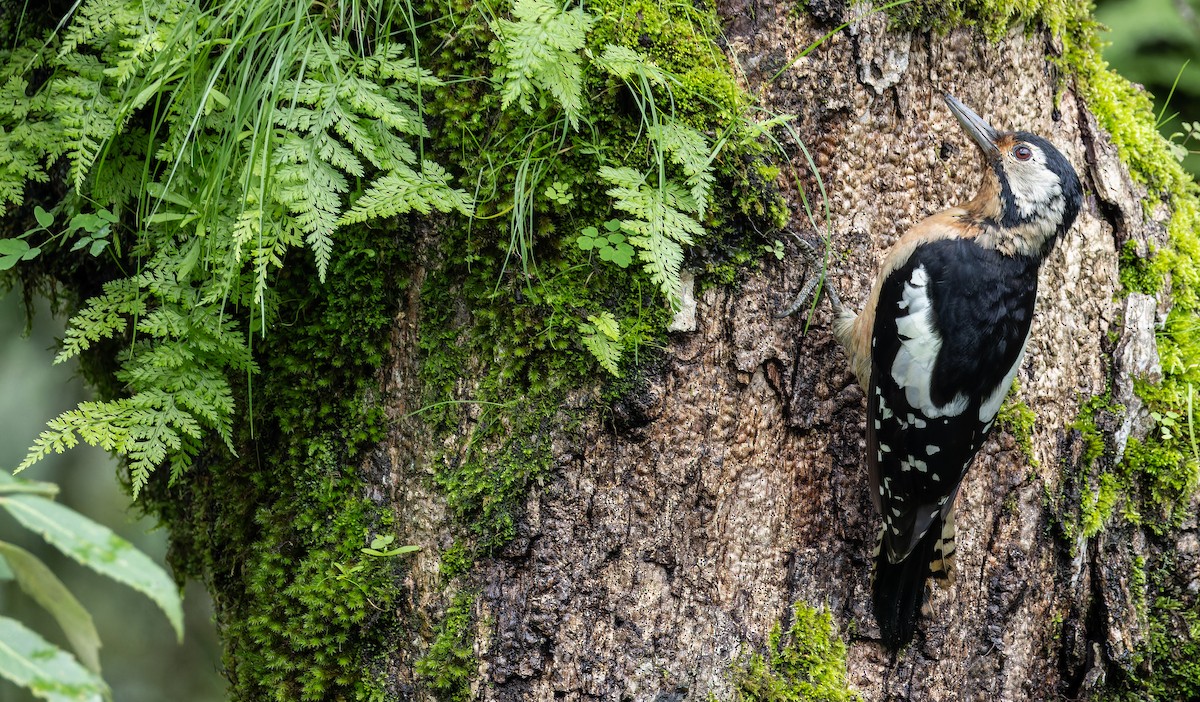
385,4,1197,701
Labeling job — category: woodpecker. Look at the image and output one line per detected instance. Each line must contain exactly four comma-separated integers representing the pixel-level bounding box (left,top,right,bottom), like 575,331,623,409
781,95,1082,650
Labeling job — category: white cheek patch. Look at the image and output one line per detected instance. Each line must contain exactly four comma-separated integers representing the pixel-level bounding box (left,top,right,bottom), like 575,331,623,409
1008,147,1062,219
890,265,968,418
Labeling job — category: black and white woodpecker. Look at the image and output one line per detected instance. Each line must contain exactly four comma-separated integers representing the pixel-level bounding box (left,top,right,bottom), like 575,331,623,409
781,94,1082,650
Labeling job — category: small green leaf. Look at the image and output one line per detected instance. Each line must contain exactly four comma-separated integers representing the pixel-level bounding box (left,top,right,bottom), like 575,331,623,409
598,246,614,261
603,219,622,231
0,239,30,256
0,616,108,702
368,534,395,550
0,495,184,641
588,311,620,341
606,232,625,245
576,235,595,251
362,544,421,557
21,247,40,261
611,243,634,268
67,213,104,234
70,238,92,252
88,240,109,257
0,541,101,673
33,206,53,228
0,255,22,271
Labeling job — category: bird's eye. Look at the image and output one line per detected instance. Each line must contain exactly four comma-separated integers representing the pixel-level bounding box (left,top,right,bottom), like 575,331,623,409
1013,144,1033,161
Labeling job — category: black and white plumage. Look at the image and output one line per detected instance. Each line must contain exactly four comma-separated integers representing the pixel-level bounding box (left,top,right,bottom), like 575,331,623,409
783,95,1082,650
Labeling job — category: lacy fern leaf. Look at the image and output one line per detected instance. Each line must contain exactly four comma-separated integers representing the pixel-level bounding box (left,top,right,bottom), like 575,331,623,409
492,0,595,128
579,312,622,376
598,166,704,307
340,161,474,224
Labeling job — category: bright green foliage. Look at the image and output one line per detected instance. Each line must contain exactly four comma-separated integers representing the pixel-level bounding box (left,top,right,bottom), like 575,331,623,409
579,311,623,376
996,388,1038,464
146,225,406,701
0,471,182,700
732,603,860,702
0,616,108,702
1,493,183,640
492,0,596,129
0,541,101,673
415,591,477,702
576,220,635,268
0,1,471,494
599,164,704,303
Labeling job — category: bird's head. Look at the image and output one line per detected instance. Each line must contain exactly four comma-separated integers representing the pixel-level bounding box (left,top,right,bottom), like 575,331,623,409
945,94,1082,259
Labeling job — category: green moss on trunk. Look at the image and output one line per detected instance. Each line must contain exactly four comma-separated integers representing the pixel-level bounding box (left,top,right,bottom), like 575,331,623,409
732,603,861,702
144,225,408,701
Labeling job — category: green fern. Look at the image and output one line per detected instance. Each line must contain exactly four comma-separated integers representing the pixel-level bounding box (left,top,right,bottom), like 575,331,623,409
648,122,715,216
3,3,475,493
592,44,667,85
579,312,622,376
340,161,474,224
492,0,596,128
598,165,704,307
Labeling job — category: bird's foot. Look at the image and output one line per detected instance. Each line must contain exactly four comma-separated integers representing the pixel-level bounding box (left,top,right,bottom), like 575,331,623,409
775,231,843,318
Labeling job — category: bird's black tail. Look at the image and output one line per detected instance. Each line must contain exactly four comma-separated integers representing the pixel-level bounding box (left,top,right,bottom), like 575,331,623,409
871,521,942,650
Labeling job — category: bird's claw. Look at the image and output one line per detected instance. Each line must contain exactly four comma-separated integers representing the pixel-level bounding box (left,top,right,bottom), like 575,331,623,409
775,230,842,318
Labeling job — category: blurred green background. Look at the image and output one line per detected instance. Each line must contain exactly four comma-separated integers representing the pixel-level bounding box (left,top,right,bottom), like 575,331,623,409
0,294,225,702
1097,0,1200,175
1,2,1199,701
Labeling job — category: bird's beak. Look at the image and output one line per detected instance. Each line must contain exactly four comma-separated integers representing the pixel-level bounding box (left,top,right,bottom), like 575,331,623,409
944,94,1001,159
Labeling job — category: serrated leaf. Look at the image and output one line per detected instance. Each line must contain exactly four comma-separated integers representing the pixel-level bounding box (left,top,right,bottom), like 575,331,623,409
0,541,100,673
0,495,183,641
594,44,667,85
492,0,595,129
580,326,622,376
0,616,108,702
588,312,620,341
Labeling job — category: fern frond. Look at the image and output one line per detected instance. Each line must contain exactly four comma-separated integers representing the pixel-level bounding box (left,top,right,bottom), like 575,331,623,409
48,54,118,188
274,154,348,281
594,44,667,85
492,0,595,128
57,278,147,362
580,312,622,376
649,121,715,216
340,161,474,224
599,166,705,306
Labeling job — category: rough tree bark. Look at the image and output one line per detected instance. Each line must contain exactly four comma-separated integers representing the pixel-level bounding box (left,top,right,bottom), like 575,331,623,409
382,4,1197,701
